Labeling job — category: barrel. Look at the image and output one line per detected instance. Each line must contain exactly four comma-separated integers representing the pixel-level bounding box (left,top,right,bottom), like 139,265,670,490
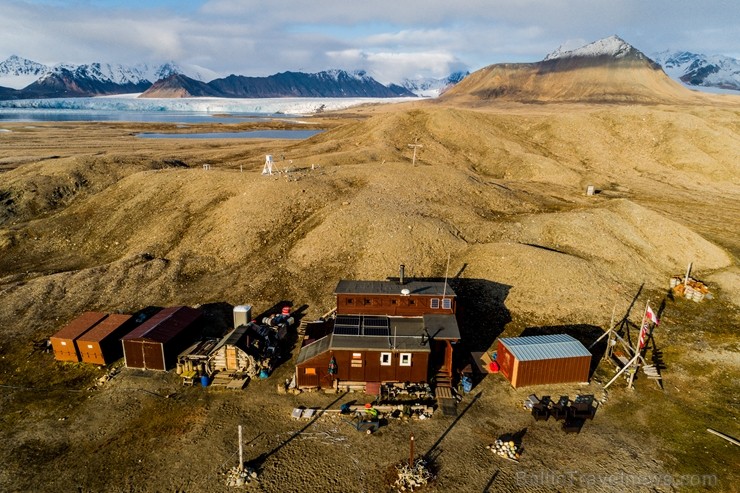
200,375,210,387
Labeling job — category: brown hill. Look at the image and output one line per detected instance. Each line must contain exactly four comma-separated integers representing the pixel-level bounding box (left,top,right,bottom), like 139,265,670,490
441,39,699,104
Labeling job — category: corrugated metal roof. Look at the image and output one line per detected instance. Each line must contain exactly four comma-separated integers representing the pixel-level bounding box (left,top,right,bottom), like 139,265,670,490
122,306,201,344
335,280,456,297
498,334,591,361
76,314,132,343
297,335,332,364
52,312,108,340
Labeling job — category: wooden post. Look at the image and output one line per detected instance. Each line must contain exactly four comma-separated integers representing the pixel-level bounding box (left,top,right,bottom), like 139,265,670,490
707,428,740,446
684,262,692,287
238,425,243,471
409,433,415,467
627,300,649,389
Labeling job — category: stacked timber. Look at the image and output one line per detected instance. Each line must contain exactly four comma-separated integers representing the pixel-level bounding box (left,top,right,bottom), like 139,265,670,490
670,276,710,302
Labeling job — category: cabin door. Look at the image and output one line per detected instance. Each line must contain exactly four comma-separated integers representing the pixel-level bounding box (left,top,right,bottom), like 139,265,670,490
226,347,238,370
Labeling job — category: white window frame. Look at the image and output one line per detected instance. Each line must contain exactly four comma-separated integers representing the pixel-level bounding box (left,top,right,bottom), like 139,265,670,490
399,353,412,367
380,352,392,366
430,298,440,309
442,298,452,310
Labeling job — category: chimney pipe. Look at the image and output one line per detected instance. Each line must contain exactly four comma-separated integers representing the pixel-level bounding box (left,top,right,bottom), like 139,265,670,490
399,264,405,285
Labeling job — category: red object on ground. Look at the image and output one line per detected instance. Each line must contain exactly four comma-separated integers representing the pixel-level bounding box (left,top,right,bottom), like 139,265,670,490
489,361,500,373
282,306,291,315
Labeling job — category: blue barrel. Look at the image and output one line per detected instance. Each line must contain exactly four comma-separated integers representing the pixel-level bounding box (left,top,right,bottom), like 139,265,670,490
259,369,269,379
462,376,472,393
200,375,209,387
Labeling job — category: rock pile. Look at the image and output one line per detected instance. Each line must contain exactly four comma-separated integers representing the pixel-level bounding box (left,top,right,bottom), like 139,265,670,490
486,439,520,462
224,466,258,487
393,458,434,491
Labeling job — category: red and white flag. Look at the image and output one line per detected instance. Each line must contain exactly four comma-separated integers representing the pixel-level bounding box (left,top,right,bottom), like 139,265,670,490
638,320,650,350
646,304,659,325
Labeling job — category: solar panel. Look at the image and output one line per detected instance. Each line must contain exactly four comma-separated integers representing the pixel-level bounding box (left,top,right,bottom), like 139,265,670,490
335,315,360,327
334,325,360,336
362,316,389,328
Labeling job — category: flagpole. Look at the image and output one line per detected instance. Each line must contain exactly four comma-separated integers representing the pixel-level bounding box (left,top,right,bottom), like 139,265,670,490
627,299,650,389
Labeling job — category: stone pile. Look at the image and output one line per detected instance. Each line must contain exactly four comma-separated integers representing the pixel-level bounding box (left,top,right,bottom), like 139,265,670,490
486,439,520,462
393,458,433,492
224,466,258,487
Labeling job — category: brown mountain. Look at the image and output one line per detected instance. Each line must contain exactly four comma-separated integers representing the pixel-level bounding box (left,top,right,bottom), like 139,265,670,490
138,73,221,98
441,36,699,104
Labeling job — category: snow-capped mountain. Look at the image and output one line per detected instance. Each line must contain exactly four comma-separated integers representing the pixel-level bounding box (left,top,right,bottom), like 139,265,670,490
0,55,207,93
400,71,469,97
544,35,653,63
651,51,740,92
141,70,416,98
0,55,50,89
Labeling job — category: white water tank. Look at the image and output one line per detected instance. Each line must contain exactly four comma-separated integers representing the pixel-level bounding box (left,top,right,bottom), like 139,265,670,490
233,305,252,328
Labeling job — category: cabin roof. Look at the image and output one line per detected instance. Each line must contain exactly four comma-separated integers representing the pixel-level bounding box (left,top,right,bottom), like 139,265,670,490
422,313,460,340
335,279,456,297
122,306,201,344
498,334,592,361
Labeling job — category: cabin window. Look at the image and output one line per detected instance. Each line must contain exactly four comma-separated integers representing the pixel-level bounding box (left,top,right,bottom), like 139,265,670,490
364,298,372,305
304,367,316,375
391,299,397,305
442,298,452,310
430,298,440,309
351,352,363,368
399,353,412,366
409,299,416,306
380,352,392,366
346,298,354,305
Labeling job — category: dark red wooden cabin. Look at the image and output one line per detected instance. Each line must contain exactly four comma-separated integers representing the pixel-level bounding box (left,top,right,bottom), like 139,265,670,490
296,277,460,390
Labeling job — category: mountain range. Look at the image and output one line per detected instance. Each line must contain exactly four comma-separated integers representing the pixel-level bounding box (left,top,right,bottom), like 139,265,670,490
0,56,426,100
650,50,740,91
0,39,738,101
139,69,415,98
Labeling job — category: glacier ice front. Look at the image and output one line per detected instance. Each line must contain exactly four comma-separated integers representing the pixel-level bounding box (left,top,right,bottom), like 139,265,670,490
0,94,415,122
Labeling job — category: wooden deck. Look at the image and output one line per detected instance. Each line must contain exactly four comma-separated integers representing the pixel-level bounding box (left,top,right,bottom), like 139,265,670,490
435,385,457,417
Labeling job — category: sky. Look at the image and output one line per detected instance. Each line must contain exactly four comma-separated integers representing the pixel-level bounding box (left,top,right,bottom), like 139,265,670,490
1,0,739,83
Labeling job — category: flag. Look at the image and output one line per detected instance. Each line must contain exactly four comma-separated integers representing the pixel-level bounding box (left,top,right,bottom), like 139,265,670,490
638,320,650,350
646,304,659,325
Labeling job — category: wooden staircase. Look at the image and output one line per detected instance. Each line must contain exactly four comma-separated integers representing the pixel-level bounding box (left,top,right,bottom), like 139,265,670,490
434,367,457,416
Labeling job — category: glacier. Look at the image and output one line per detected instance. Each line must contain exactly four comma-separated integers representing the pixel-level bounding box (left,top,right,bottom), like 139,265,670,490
0,94,416,121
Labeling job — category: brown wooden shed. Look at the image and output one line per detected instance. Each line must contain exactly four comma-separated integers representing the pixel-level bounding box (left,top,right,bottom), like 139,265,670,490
122,306,201,371
497,334,592,388
76,314,133,365
50,312,108,362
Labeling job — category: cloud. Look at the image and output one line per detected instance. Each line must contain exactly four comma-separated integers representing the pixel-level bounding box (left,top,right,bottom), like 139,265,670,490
1,0,739,83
